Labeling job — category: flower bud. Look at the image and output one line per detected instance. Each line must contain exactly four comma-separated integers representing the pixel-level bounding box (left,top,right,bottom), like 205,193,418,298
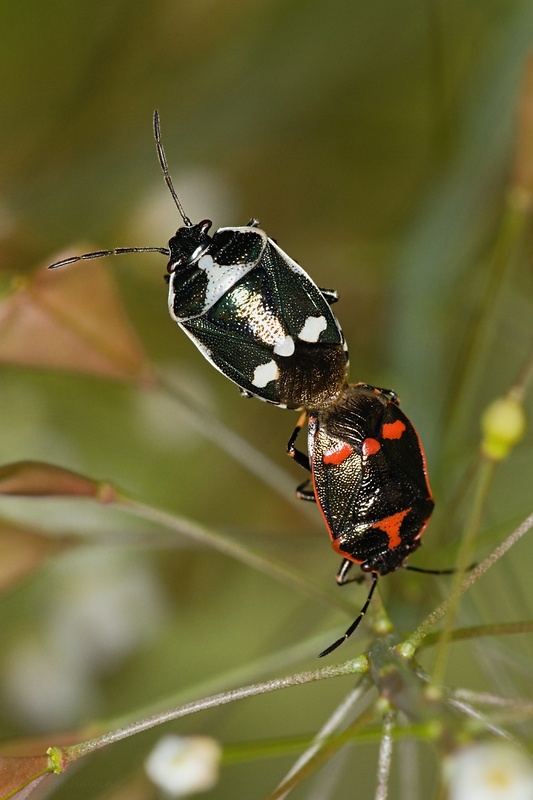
481,395,526,460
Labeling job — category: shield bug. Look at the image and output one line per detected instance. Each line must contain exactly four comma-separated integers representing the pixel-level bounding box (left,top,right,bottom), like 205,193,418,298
49,111,348,410
288,383,436,657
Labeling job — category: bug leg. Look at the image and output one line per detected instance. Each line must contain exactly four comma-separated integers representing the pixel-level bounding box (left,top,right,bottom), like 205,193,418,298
353,383,400,405
287,412,310,472
288,446,310,472
295,479,315,502
318,288,339,305
336,559,365,586
319,572,379,658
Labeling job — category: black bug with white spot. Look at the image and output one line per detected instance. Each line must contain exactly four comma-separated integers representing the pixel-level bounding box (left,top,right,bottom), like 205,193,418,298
49,111,348,411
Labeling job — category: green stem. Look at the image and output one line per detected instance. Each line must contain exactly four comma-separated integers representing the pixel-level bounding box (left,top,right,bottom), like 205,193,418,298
429,457,495,689
265,715,442,800
270,682,371,799
376,710,396,800
59,657,368,762
113,491,355,616
421,620,533,648
443,195,531,446
513,345,533,397
399,510,533,658
157,370,316,516
266,703,380,800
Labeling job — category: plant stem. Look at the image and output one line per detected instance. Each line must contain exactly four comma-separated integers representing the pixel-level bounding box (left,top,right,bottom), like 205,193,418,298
59,657,368,763
114,491,356,615
428,457,495,689
399,510,533,658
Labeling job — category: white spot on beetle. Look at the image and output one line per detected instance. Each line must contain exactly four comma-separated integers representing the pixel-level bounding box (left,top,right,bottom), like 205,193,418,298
196,252,255,313
298,315,327,342
273,336,295,357
198,254,214,271
252,360,279,388
231,284,291,351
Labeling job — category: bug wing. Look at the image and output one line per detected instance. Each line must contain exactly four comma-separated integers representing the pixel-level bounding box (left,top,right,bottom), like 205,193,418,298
378,402,433,501
310,410,368,543
178,237,347,408
168,227,267,321
264,240,344,348
310,387,433,572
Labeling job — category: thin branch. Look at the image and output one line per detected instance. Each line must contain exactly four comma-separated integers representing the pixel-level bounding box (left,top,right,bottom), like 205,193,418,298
447,695,521,745
115,492,355,616
58,657,368,763
265,702,381,800
272,680,372,800
157,369,317,516
429,458,495,688
452,688,533,712
375,710,396,800
421,620,533,648
399,510,533,658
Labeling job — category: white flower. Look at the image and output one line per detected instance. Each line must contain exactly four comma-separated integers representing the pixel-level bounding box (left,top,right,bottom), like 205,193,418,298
446,742,533,800
145,735,222,797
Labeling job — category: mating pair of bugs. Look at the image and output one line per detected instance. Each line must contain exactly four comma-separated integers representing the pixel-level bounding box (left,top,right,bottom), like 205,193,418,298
50,111,436,657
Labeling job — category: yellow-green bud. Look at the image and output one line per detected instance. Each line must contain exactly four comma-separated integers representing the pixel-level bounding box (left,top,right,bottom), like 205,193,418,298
481,394,526,460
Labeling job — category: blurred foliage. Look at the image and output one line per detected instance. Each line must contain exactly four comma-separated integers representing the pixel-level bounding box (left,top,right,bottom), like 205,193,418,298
0,1,533,798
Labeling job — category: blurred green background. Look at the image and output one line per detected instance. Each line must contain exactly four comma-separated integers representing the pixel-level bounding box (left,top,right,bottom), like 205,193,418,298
0,1,533,798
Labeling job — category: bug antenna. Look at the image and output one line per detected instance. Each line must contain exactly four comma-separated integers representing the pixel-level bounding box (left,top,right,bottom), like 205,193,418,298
404,562,476,576
318,572,379,658
153,110,192,227
48,246,170,270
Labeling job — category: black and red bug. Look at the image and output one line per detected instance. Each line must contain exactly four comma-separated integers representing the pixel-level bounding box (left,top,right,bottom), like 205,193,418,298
288,383,436,657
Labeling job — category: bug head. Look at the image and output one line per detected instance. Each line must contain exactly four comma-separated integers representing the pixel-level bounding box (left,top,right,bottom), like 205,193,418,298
166,219,212,273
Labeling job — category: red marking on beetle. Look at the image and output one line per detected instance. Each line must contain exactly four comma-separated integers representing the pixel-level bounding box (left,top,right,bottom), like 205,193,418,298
362,437,380,456
331,535,364,563
382,420,406,440
323,443,354,465
373,508,410,550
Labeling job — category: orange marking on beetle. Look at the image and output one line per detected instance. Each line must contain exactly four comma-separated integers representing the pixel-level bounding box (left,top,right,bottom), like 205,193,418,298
382,420,406,440
373,508,410,550
331,535,364,563
362,437,380,456
323,443,354,465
